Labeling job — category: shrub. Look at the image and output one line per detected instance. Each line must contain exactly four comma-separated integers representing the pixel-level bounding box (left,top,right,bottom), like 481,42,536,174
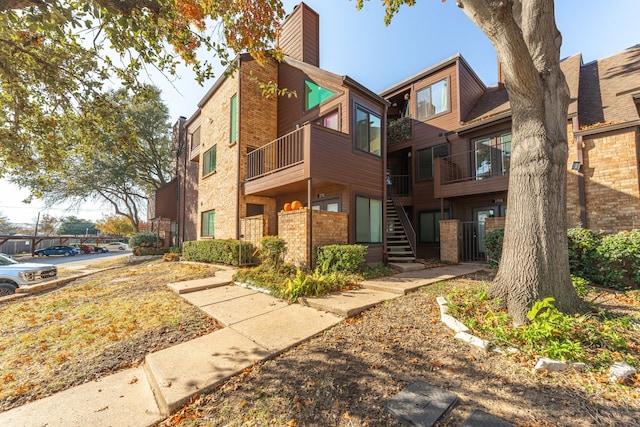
182,239,254,266
567,226,601,282
315,244,367,274
482,229,504,267
133,247,169,256
387,117,412,145
129,231,161,249
169,247,182,254
597,230,640,289
257,236,286,271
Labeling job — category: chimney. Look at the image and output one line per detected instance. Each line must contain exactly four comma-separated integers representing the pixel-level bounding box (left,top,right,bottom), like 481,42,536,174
278,2,320,67
497,59,506,86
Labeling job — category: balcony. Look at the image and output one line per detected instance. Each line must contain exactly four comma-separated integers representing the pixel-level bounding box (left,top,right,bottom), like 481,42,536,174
244,123,383,197
434,141,510,198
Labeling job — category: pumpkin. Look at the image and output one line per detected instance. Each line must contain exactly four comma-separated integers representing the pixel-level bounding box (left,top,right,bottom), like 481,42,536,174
291,200,303,210
283,202,292,211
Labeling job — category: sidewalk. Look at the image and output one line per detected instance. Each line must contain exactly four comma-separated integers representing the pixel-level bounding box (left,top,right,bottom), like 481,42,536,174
0,263,485,427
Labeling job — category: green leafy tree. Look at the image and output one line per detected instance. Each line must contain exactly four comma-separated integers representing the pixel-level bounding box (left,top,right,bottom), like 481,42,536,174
367,0,583,324
57,216,97,235
16,85,173,232
0,0,285,178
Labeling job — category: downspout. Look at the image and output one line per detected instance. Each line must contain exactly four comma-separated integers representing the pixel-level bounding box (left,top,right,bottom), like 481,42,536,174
573,116,587,227
236,57,242,240
308,177,313,268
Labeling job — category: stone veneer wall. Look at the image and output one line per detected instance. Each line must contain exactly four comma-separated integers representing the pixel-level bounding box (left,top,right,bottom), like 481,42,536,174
278,209,349,267
439,219,460,263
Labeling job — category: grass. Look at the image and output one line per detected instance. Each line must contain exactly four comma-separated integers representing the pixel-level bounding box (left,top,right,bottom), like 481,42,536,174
0,260,220,409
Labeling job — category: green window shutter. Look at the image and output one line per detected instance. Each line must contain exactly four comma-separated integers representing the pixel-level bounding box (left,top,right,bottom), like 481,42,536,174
230,95,237,144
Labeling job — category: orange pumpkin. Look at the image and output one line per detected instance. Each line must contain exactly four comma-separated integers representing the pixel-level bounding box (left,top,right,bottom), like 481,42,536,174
283,202,292,211
291,200,303,210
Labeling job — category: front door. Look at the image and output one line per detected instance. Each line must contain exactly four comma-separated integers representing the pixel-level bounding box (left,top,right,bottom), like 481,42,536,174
474,208,495,256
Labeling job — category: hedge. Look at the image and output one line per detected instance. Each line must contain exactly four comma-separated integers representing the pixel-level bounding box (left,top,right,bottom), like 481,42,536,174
182,239,255,266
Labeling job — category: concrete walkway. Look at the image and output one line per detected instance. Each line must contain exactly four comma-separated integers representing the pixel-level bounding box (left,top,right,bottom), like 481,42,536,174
0,263,485,427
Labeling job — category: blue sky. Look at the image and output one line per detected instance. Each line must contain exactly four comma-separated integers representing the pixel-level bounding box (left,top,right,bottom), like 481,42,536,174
2,0,640,224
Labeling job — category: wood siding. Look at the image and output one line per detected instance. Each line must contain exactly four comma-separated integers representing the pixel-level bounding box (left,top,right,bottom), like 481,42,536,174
279,3,319,67
457,61,486,123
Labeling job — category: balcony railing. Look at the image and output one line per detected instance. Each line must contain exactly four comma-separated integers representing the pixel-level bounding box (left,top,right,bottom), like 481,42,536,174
246,128,304,180
388,174,410,197
439,141,511,184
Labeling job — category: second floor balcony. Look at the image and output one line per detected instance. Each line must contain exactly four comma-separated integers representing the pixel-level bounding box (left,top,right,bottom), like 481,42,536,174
244,123,383,197
434,140,510,198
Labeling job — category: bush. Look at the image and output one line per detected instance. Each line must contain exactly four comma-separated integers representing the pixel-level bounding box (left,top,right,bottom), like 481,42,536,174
387,117,412,145
182,239,254,266
129,231,161,249
133,247,169,256
257,236,286,270
483,229,504,267
169,247,182,254
315,244,367,274
597,230,640,289
567,226,601,282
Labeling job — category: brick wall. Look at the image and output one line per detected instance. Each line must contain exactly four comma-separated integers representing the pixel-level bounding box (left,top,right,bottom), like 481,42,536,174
278,209,349,267
240,214,267,248
566,122,583,227
485,217,505,233
279,209,309,266
581,129,640,232
439,219,460,263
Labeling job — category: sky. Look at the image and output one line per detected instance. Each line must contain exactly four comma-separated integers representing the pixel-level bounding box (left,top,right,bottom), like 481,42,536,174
2,0,640,225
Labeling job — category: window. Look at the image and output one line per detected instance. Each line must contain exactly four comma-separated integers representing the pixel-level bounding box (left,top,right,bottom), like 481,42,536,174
321,111,339,130
305,80,337,110
416,78,449,120
473,131,511,179
230,95,237,144
312,198,340,212
202,210,215,237
419,210,450,243
203,145,217,175
356,196,382,243
416,143,449,180
355,106,381,156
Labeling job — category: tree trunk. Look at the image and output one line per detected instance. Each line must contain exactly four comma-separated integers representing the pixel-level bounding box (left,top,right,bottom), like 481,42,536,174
458,0,584,324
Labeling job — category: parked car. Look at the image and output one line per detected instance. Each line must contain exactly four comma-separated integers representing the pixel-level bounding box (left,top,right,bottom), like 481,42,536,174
92,246,109,253
0,253,13,259
105,242,128,251
0,253,58,296
33,245,77,257
77,245,95,254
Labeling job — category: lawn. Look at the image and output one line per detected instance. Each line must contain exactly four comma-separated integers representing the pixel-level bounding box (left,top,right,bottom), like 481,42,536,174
0,260,221,411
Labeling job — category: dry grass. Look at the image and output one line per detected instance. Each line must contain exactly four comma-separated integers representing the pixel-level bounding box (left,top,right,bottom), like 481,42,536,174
0,260,221,410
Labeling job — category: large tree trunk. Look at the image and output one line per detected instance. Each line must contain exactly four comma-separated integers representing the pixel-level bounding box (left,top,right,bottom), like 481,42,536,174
458,0,584,324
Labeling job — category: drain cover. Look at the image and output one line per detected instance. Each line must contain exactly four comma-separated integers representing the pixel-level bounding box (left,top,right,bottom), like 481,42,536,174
386,381,458,427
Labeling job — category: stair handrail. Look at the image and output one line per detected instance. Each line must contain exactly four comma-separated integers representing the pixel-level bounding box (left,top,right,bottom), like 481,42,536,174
389,195,416,256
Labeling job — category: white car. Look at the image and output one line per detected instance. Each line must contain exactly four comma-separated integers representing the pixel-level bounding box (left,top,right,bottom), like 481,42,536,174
0,253,58,296
105,242,128,251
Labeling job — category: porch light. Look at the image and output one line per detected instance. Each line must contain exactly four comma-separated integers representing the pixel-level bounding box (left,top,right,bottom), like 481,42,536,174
570,161,582,171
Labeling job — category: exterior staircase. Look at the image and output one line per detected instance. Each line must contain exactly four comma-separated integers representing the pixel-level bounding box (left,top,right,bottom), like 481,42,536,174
386,197,417,263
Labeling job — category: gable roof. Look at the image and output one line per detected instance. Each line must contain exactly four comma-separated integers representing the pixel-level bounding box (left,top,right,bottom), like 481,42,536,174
458,53,583,132
578,45,640,128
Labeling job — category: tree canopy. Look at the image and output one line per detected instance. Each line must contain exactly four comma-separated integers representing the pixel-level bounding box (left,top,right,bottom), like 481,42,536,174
0,0,285,178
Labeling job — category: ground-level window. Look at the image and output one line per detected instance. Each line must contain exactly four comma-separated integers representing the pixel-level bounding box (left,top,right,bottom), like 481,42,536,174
356,196,382,243
355,106,381,156
202,210,215,237
416,143,449,180
419,210,450,243
312,198,340,212
203,145,217,176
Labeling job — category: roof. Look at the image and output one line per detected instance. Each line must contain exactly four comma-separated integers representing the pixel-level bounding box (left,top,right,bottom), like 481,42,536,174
379,53,485,97
460,53,583,130
578,45,640,128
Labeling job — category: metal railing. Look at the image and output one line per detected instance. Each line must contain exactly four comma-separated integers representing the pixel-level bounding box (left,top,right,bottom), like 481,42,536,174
439,141,511,184
246,128,305,180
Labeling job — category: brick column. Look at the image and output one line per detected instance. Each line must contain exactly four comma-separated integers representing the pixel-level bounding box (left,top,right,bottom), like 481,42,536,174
485,217,505,234
439,219,460,263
